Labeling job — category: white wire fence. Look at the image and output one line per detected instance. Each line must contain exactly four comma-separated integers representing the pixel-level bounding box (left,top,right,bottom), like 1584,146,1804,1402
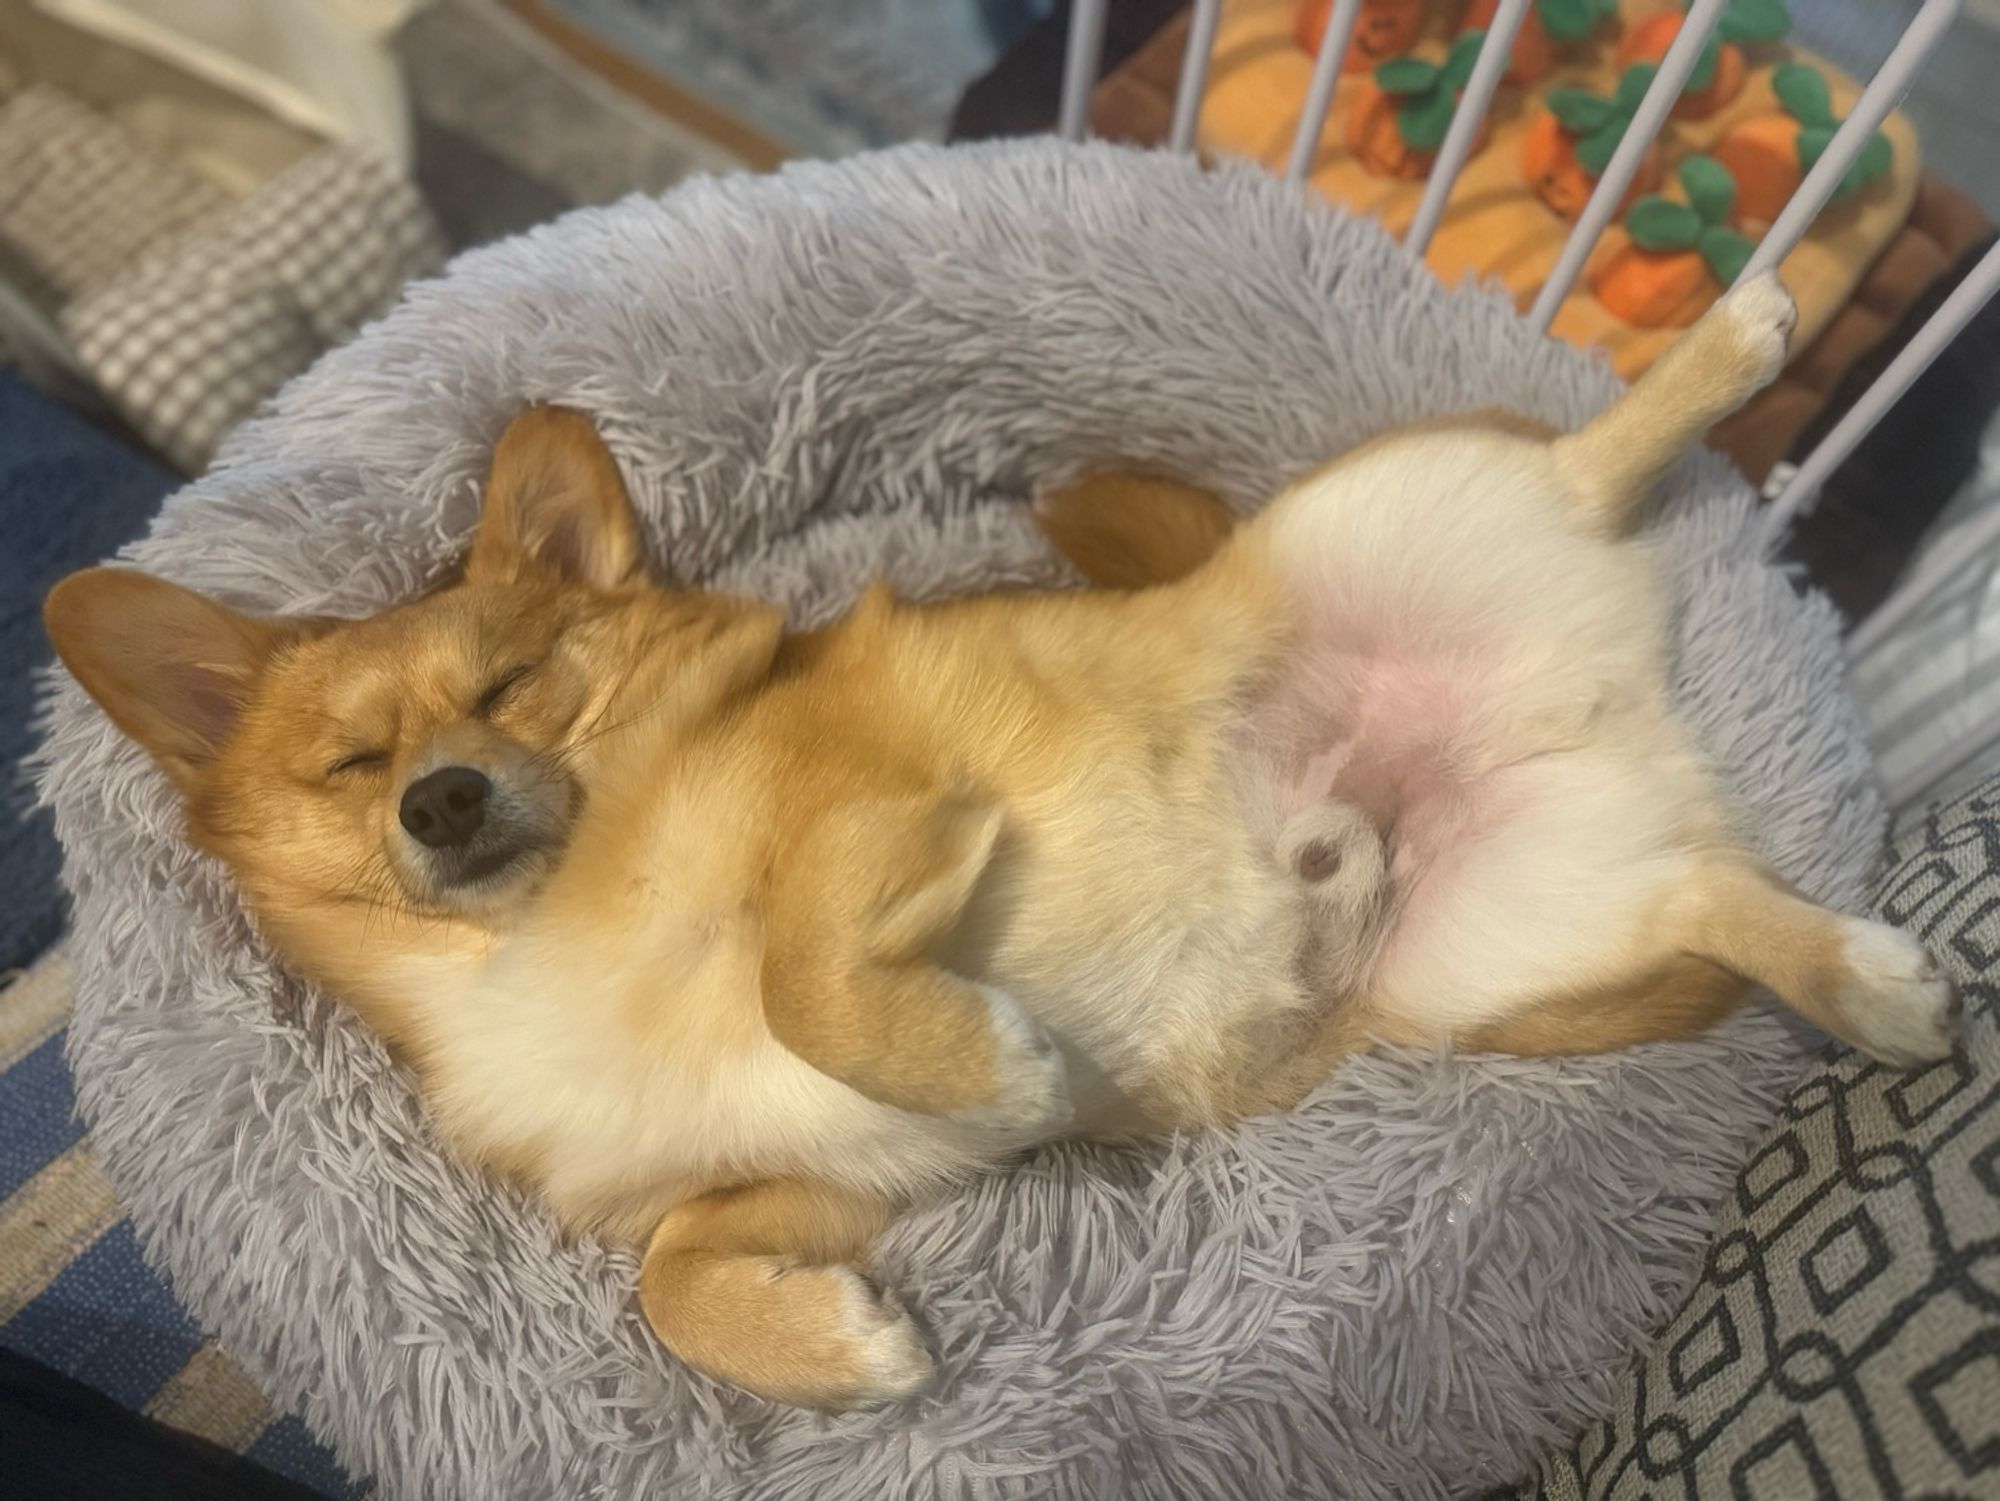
1056,0,2000,809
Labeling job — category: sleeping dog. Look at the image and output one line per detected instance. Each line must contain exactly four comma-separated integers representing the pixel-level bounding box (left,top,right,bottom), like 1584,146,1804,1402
46,273,1955,1407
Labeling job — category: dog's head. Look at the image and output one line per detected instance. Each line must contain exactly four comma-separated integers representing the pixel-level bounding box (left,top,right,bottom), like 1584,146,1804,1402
46,409,779,970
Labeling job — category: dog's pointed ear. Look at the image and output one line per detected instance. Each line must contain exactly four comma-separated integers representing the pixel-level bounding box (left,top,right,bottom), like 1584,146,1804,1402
468,407,645,589
44,568,294,789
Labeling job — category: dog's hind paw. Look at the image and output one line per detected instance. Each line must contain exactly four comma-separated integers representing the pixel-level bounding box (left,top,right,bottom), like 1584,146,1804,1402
1712,271,1797,391
1831,919,1961,1067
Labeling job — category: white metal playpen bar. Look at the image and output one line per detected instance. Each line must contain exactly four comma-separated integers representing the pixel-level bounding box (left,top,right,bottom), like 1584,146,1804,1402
1057,0,2000,810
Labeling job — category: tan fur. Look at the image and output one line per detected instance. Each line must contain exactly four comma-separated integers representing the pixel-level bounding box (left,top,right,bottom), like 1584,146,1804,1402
638,1179,916,1408
1032,472,1238,588
1466,956,1750,1055
762,793,1017,1116
1552,290,1796,536
45,275,1956,1410
470,406,646,588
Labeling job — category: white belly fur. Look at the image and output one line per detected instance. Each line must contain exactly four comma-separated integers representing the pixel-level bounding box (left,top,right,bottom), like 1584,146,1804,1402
1250,435,1720,1032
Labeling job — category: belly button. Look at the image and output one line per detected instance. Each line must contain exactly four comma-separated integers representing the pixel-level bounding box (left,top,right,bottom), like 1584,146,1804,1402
1297,840,1343,882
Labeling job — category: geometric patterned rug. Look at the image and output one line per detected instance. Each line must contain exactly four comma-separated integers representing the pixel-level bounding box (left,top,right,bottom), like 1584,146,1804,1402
1516,776,2000,1498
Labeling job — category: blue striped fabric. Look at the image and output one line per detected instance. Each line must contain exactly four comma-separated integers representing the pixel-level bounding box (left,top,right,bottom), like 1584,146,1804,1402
249,1415,372,1501
4,1221,205,1407
0,1034,85,1200
0,999,364,1498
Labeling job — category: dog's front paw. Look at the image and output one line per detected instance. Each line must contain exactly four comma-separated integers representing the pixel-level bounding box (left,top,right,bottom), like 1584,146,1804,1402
953,984,1074,1136
1713,271,1798,390
1832,919,1961,1067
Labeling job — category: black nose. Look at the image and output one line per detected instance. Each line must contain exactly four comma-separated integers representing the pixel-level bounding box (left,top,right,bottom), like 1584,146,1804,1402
399,767,490,849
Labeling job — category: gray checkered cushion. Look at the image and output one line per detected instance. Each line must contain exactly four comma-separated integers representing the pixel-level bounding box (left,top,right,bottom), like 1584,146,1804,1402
68,278,318,473
0,86,232,303
1514,778,2000,1500
63,145,442,471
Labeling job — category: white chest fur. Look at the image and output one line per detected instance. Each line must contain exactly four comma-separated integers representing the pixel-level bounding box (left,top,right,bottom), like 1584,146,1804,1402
394,909,993,1240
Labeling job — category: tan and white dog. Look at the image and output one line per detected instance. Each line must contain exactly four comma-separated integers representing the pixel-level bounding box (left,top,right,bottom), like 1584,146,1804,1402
45,274,1955,1408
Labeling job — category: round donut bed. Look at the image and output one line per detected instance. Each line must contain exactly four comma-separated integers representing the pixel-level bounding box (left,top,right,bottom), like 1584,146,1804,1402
41,141,1884,1500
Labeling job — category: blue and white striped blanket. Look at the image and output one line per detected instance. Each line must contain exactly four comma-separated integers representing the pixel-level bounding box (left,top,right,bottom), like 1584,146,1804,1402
0,947,363,1498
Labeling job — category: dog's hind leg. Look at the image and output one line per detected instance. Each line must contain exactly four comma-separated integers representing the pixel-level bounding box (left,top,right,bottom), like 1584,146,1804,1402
1421,848,1958,1067
1663,854,1960,1066
1552,272,1797,537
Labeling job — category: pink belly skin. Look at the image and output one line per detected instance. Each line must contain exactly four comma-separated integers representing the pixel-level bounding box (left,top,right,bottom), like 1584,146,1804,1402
1261,642,1528,959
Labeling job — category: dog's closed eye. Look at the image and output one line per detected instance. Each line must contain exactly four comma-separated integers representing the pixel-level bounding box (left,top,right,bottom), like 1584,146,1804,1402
327,749,390,779
474,664,537,718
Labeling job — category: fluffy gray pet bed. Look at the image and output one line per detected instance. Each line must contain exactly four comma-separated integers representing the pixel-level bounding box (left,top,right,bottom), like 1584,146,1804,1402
40,141,1884,1500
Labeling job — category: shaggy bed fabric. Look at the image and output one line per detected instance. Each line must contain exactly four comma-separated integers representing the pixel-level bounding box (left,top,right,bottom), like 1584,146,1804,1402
39,141,1886,1501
